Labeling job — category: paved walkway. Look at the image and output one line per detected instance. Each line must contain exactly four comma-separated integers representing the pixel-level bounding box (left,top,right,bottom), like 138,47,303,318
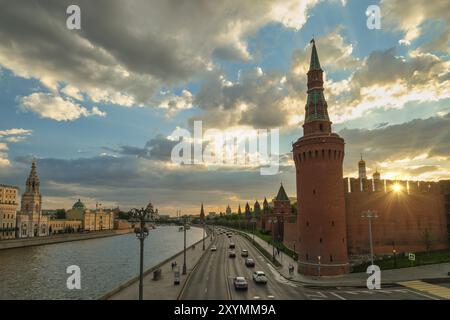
233,228,450,287
106,235,212,300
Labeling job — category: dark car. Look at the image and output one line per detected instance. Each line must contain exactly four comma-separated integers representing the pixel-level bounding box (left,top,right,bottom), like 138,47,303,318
241,249,248,257
245,258,255,267
229,251,236,258
229,243,235,249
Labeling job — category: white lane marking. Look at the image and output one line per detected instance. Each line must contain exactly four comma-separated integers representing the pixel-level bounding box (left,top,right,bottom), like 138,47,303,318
205,288,208,293
405,289,440,300
345,291,359,295
305,291,328,300
330,292,346,300
267,295,275,299
253,296,260,299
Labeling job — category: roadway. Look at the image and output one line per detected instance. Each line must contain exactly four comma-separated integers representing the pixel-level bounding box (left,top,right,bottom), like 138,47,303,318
180,229,443,300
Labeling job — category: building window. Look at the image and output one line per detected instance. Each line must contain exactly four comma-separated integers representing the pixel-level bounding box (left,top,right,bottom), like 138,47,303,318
306,254,309,261
319,124,323,131
331,221,335,227
306,221,309,227
330,255,333,262
313,189,316,195
319,238,322,243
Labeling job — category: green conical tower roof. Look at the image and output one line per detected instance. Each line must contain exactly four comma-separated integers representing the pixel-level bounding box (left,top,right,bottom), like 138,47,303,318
309,39,322,71
275,183,289,201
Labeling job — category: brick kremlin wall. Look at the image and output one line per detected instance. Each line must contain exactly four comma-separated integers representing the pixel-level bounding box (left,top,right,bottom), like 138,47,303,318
282,179,449,256
344,178,448,255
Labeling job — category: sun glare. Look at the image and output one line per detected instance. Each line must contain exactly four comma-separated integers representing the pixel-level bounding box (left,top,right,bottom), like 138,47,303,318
392,183,402,192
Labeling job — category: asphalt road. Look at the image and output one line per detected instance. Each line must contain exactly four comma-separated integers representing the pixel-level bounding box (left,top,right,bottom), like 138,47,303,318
180,229,442,300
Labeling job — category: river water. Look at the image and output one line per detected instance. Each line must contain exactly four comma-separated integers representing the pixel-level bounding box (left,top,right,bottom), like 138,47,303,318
0,226,203,299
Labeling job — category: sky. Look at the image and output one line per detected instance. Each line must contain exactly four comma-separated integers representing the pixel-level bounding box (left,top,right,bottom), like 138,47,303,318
0,0,449,214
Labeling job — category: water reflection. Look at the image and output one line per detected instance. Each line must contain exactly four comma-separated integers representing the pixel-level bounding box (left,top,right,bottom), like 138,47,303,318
0,226,203,299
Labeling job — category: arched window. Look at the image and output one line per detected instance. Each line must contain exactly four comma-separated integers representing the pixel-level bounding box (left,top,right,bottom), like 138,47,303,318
319,123,323,131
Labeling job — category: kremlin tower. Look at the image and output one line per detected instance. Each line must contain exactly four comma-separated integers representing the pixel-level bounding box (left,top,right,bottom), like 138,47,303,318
292,39,349,276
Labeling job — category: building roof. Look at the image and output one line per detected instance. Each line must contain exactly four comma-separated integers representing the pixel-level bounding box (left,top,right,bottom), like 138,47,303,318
72,199,86,210
275,183,289,201
309,39,322,71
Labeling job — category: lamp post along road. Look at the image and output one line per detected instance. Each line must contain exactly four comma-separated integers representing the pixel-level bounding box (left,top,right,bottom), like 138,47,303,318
183,215,187,275
130,205,154,300
202,222,205,251
362,210,378,266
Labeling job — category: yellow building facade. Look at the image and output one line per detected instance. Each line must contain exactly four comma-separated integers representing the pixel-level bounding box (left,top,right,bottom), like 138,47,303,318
66,200,114,231
0,184,19,240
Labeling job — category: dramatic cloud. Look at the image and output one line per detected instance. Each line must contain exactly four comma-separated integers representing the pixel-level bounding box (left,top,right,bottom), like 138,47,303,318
326,47,450,123
19,92,106,121
340,112,450,180
381,0,450,52
0,0,319,110
9,154,295,213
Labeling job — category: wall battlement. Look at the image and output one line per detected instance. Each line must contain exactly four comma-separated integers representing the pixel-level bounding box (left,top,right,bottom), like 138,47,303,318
344,178,443,195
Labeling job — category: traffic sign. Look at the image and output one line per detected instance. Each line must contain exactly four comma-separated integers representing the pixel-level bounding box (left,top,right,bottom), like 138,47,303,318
408,253,415,261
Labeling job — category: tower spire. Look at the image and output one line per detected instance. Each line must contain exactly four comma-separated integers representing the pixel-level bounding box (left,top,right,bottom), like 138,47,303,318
303,39,330,135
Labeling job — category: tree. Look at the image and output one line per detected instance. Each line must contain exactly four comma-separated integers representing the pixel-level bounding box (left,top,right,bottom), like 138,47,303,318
421,229,435,253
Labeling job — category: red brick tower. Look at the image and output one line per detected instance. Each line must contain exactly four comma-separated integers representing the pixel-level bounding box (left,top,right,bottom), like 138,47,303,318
293,39,349,276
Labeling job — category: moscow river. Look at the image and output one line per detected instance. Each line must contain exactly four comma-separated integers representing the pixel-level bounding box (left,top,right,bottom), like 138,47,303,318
0,226,203,299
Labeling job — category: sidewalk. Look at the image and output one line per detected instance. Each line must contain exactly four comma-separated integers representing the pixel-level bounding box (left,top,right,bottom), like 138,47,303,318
234,228,450,287
104,235,211,299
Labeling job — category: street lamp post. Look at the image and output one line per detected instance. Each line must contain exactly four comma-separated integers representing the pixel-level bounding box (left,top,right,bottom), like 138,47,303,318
202,220,205,251
362,210,378,266
392,241,397,268
183,215,187,275
318,255,321,276
130,205,154,300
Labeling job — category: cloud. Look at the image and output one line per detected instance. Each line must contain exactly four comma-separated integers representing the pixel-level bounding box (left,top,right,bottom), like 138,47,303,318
0,0,319,110
19,92,106,121
192,68,296,129
10,153,295,212
290,26,359,73
381,0,450,53
157,90,193,117
0,128,33,167
340,112,450,180
326,47,450,123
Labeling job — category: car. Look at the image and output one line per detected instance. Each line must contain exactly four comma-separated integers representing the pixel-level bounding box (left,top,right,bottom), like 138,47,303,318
241,249,248,257
229,251,236,258
233,277,248,290
210,246,217,251
252,271,267,284
229,243,235,249
227,235,232,238
245,258,255,267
